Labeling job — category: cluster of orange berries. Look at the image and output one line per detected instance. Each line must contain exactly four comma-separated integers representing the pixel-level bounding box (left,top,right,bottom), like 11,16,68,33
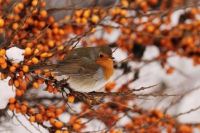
8,97,67,128
119,0,188,12
8,94,76,131
119,0,160,12
0,0,71,90
73,8,106,25
123,109,194,133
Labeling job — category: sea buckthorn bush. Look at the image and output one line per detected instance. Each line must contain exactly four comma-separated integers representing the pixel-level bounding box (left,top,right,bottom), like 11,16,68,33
0,0,200,132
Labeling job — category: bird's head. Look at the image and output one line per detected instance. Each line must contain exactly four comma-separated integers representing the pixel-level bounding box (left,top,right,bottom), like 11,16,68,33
95,46,114,80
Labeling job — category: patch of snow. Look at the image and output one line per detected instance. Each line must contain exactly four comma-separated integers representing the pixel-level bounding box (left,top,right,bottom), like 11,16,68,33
6,47,24,63
0,77,15,109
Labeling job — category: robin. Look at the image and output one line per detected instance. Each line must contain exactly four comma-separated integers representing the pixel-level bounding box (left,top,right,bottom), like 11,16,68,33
32,46,114,92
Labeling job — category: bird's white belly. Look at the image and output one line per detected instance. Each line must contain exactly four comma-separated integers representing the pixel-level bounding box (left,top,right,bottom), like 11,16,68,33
67,68,107,92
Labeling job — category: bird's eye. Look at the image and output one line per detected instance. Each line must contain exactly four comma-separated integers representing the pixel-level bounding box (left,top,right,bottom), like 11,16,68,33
99,53,104,58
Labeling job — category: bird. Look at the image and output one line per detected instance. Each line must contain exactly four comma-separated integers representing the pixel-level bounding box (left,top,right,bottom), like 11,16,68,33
32,46,114,92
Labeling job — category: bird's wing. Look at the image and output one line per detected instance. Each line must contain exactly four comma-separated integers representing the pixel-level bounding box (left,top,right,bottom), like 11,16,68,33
54,57,99,77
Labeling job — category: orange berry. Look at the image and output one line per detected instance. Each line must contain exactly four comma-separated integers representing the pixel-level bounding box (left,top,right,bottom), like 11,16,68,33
21,105,27,113
12,23,19,30
22,65,29,73
38,21,45,28
80,18,87,25
52,28,58,34
28,108,36,114
153,110,164,119
50,118,56,125
14,80,20,87
32,9,38,15
20,81,27,90
121,0,129,7
55,130,62,133
34,48,39,55
47,52,53,57
55,108,63,116
0,49,6,56
16,108,20,113
46,110,55,118
57,45,64,51
48,40,55,47
9,97,16,104
47,85,54,92
54,121,64,129
40,1,46,7
149,0,158,5
120,10,127,16
26,17,34,25
140,1,148,12
37,78,44,84
68,95,75,103
73,123,81,130
0,57,6,64
83,9,91,18
35,113,43,122
146,25,155,33
17,2,24,10
105,82,116,91
1,62,7,69
75,18,81,24
34,69,42,74
9,66,16,73
0,73,7,80
40,52,48,58
179,125,192,132
75,10,83,17
32,0,38,6
58,29,64,35
166,67,174,74
91,15,100,24
29,116,36,122
24,47,32,56
33,82,39,89
13,63,19,68
15,103,20,108
48,16,55,24
14,6,20,14
22,101,28,106
0,18,4,27
40,10,47,18
63,131,69,133
8,104,15,111
16,89,23,97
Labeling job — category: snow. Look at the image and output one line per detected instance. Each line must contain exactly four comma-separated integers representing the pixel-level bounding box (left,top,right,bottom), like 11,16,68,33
6,47,24,63
0,77,15,109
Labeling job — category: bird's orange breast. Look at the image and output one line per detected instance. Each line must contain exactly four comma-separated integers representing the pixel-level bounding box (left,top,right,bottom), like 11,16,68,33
96,57,114,80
